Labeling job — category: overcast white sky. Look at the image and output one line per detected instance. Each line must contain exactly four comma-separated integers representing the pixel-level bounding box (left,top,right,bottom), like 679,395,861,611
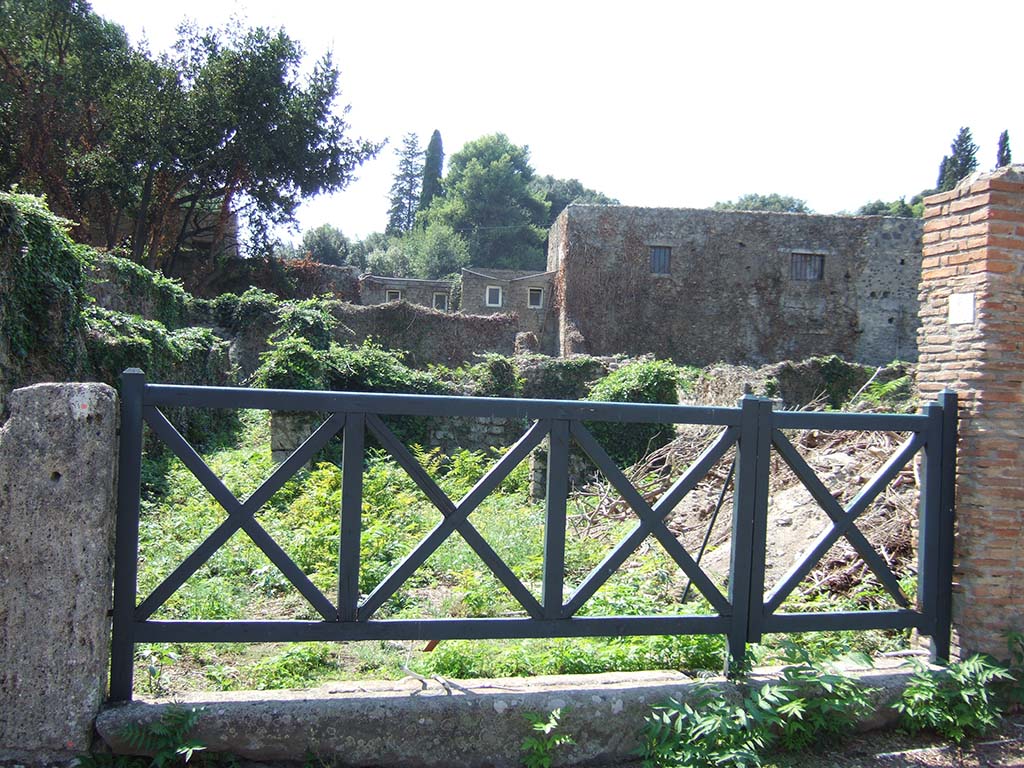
90,0,1022,241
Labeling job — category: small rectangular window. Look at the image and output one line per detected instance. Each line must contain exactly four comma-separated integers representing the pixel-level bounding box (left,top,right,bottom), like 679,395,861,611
650,246,671,274
486,285,503,307
791,253,824,281
528,287,544,308
385,289,402,302
432,292,449,311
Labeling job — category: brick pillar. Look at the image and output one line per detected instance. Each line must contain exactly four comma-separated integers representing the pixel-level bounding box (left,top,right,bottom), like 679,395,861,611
917,165,1024,659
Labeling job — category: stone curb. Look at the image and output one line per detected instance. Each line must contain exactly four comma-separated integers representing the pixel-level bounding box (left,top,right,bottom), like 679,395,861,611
96,662,918,768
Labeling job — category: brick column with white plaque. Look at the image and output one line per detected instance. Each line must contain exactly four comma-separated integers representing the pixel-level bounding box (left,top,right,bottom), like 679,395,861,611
917,165,1024,659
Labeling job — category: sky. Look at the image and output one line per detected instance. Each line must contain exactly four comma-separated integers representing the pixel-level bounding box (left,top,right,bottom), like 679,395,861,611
90,0,1023,242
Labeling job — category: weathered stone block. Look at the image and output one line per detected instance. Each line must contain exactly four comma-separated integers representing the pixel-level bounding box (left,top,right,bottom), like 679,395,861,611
0,383,118,762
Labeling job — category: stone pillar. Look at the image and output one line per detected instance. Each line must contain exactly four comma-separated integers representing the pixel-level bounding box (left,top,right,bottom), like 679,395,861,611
917,165,1024,659
0,383,119,762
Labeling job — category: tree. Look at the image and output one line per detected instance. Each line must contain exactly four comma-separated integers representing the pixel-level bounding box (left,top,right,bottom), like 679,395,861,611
419,129,444,211
997,130,1012,168
385,132,423,235
713,193,811,214
348,231,388,272
529,175,619,227
405,223,470,279
0,4,382,269
300,223,349,265
856,199,914,217
420,133,550,270
937,127,978,191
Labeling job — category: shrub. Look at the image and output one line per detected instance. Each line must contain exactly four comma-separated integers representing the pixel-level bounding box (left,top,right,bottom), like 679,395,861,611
586,359,690,466
894,655,1013,744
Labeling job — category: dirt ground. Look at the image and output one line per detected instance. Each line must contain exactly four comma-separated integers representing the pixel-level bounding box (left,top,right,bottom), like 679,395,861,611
767,720,1024,767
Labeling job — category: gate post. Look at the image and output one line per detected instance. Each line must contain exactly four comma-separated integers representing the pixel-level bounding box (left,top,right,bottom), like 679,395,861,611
727,396,768,674
917,165,1024,659
109,368,145,702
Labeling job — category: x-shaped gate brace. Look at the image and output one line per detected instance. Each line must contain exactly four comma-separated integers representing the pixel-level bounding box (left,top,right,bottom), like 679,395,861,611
109,371,956,703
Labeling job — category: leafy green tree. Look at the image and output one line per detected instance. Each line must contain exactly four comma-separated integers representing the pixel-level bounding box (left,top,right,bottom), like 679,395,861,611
937,127,978,191
712,193,812,213
386,132,423,235
420,133,550,270
529,175,619,227
856,199,914,217
348,231,388,272
997,130,1012,168
365,238,411,277
0,4,381,269
405,223,470,279
419,129,444,211
300,223,349,265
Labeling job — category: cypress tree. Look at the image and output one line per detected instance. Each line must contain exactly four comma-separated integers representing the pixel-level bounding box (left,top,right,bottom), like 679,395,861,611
997,130,1012,168
938,127,979,191
419,129,444,212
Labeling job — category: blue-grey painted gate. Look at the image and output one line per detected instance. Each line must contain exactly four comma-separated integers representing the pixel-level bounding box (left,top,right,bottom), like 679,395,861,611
110,369,956,701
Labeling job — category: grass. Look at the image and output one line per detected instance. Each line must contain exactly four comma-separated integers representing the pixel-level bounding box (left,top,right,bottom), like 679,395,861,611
133,410,912,694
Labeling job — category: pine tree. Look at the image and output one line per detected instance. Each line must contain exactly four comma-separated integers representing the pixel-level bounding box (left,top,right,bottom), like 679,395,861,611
385,133,423,235
997,130,1012,168
938,127,979,191
419,129,444,212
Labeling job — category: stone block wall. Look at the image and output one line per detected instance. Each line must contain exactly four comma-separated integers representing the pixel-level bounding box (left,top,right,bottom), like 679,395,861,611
917,165,1024,658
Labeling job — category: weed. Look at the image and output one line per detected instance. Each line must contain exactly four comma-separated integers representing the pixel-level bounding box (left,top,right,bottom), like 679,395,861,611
521,708,575,768
894,654,1013,744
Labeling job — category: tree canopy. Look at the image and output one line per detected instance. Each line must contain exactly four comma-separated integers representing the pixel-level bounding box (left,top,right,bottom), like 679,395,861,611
0,1,380,270
385,132,423,235
712,193,812,214
419,129,444,211
419,133,550,270
299,223,349,266
997,130,1012,168
529,175,619,227
937,127,978,192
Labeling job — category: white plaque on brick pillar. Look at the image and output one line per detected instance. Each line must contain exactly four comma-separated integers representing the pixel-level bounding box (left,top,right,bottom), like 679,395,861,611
948,292,975,325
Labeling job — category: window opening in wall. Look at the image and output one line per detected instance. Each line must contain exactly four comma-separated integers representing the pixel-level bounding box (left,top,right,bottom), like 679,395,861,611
486,285,503,307
650,246,671,274
385,289,403,302
432,292,449,311
791,252,824,281
528,287,544,308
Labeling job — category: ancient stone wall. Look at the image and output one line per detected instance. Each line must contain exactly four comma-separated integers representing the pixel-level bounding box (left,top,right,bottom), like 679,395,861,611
916,165,1024,659
549,206,922,366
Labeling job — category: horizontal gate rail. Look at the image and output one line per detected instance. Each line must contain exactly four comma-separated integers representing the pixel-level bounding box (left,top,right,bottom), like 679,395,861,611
109,368,957,702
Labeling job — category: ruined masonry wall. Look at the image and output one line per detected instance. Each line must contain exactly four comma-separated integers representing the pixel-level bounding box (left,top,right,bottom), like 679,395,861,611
551,206,922,366
916,165,1024,658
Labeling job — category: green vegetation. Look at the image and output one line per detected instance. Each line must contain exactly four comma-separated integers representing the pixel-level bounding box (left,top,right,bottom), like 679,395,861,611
386,132,424,236
76,705,207,768
0,191,91,376
521,708,575,768
586,358,696,466
996,130,1012,168
937,127,979,193
418,133,550,270
894,655,1013,744
712,194,811,214
0,2,380,264
638,652,875,767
